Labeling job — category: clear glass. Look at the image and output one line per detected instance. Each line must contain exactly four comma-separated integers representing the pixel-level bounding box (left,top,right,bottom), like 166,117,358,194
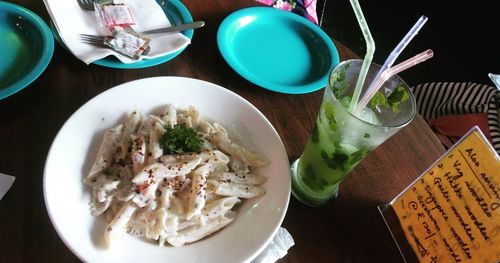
291,59,417,206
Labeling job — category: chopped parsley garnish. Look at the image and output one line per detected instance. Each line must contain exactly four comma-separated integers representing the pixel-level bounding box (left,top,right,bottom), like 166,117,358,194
159,124,203,154
369,86,410,113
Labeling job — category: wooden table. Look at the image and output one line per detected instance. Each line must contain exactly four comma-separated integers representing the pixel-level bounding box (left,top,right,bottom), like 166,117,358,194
0,0,445,262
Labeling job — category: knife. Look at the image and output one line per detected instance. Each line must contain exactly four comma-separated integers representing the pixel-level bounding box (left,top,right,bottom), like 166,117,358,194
142,21,205,35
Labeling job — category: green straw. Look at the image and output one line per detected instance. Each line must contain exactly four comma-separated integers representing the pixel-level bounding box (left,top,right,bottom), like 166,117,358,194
348,0,375,113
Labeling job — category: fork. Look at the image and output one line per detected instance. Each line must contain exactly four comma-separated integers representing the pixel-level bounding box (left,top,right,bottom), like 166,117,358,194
76,0,95,11
80,34,151,56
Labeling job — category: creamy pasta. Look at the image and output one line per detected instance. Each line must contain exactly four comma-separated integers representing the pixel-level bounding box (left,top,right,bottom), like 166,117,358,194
84,105,268,247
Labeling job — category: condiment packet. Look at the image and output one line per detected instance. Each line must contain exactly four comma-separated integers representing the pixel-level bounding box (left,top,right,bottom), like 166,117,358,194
0,172,15,201
94,0,135,34
104,28,150,59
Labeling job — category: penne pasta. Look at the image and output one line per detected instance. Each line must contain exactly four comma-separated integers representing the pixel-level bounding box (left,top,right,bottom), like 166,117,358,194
115,110,141,162
162,104,177,127
130,135,146,174
207,179,265,198
85,124,122,185
104,201,136,247
208,171,267,186
186,164,210,220
208,123,268,167
85,105,269,248
166,213,236,247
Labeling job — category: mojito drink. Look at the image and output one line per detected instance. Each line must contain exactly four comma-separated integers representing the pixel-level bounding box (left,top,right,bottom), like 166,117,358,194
291,60,416,206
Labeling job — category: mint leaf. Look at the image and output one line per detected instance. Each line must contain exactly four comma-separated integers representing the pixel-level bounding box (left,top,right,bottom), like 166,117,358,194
321,150,349,170
369,91,389,109
323,102,337,132
369,86,410,113
311,125,319,143
387,86,409,113
331,63,350,98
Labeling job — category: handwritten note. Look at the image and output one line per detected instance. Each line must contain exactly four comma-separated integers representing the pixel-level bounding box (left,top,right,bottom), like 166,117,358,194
389,127,499,262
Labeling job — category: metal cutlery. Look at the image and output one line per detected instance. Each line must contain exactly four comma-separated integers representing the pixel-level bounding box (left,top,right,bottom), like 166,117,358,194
76,0,95,11
79,34,151,57
138,21,205,35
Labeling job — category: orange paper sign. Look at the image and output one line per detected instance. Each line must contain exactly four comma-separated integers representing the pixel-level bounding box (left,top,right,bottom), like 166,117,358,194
390,127,499,262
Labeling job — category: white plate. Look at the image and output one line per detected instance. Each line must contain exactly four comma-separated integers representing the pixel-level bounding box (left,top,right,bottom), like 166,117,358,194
43,77,291,263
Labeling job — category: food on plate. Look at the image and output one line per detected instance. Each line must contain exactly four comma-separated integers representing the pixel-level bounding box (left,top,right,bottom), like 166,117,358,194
84,105,268,247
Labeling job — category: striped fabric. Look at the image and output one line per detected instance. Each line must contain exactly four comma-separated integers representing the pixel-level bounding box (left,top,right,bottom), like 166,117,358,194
411,82,500,154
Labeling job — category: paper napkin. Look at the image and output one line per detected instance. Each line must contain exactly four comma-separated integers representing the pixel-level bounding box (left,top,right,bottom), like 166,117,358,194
0,172,15,201
43,0,191,64
252,227,295,263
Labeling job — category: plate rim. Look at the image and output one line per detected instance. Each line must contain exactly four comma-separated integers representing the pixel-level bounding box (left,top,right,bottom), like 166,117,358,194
43,76,291,263
216,6,339,94
0,1,54,100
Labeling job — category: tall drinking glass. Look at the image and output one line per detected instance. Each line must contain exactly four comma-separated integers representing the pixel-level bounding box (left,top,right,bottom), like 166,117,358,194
291,59,417,206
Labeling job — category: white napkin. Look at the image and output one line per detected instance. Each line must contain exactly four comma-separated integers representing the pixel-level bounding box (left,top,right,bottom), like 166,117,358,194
43,0,191,64
0,172,15,201
251,227,295,263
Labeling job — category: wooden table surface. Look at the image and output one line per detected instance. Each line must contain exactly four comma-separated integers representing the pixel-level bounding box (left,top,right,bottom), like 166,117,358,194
0,0,445,262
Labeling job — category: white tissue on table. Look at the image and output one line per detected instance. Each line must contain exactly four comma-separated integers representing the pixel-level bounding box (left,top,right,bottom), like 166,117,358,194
0,172,15,201
251,227,295,263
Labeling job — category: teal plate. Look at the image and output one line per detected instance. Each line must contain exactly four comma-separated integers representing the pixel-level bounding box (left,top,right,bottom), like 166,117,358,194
51,0,193,69
0,1,54,100
217,7,339,94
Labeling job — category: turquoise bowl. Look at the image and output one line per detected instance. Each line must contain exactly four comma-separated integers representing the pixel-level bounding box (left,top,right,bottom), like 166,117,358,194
0,1,54,100
217,7,339,94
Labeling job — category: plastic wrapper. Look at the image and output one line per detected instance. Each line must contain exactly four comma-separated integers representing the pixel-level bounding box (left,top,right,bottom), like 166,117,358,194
94,0,135,34
104,28,150,59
